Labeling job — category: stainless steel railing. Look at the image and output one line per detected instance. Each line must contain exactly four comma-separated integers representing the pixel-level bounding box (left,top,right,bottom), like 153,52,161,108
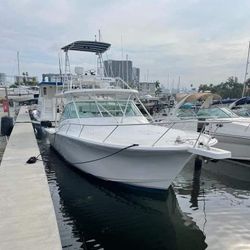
56,118,238,148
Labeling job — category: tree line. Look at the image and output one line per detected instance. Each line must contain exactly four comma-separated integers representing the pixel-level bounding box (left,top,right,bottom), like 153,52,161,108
198,76,250,99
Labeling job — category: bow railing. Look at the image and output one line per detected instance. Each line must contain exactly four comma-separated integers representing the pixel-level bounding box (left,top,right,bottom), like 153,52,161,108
56,118,242,148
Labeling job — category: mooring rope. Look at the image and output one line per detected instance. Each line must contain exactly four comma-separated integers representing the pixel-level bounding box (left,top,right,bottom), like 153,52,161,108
72,143,139,165
26,144,139,165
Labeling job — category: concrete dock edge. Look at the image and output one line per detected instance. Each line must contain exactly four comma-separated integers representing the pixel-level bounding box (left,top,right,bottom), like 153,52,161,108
0,107,62,250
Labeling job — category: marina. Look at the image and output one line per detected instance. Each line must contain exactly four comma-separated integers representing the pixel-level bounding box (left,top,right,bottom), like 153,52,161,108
1,1,250,248
0,38,250,249
0,103,249,249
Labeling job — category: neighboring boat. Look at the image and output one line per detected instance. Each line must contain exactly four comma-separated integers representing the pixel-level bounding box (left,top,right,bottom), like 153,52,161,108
197,107,250,160
0,85,39,106
156,92,221,131
29,79,63,139
45,40,230,190
229,96,250,117
161,93,250,161
32,79,63,126
136,95,161,115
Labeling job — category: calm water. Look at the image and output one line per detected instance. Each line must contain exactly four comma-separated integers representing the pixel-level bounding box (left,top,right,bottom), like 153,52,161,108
39,139,250,250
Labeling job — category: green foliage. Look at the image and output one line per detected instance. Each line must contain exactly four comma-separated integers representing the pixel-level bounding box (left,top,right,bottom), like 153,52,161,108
155,80,162,96
9,84,18,88
155,80,160,89
27,77,38,86
198,77,244,99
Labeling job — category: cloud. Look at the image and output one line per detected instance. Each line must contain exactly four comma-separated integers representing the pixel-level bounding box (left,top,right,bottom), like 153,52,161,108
0,0,250,86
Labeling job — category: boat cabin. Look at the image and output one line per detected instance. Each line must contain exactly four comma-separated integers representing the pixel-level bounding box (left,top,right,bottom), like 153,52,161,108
57,89,149,124
38,76,63,122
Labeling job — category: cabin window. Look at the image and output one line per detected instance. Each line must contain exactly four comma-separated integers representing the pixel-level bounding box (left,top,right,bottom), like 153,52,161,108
43,87,47,96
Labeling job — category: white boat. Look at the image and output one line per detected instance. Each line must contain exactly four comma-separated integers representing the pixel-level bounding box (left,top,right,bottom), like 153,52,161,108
229,96,250,117
46,40,230,190
197,107,250,160
162,93,250,161
32,79,63,126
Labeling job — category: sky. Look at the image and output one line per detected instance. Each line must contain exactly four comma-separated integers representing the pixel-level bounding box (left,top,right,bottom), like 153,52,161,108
1,0,250,88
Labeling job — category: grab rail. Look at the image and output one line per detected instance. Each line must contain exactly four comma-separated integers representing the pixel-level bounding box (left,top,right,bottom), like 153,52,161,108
103,125,118,142
57,118,236,129
152,123,176,146
57,118,238,149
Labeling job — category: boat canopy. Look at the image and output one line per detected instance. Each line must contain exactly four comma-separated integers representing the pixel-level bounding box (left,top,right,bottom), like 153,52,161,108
178,93,221,103
170,92,221,116
175,93,221,109
61,41,111,54
56,88,138,98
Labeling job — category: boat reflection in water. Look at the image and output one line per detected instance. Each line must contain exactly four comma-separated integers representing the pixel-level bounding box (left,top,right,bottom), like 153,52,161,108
40,139,207,250
175,157,250,199
173,158,250,250
203,159,250,191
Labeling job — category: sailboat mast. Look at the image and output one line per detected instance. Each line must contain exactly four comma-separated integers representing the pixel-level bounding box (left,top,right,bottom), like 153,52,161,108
17,51,20,85
126,54,128,84
242,41,250,97
177,76,181,92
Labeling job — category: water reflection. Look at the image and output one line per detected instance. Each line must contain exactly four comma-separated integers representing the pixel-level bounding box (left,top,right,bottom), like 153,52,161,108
174,158,250,250
39,139,207,250
203,159,250,192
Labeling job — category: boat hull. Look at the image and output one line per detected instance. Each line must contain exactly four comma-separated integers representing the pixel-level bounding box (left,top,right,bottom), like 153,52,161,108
48,132,192,190
214,134,250,161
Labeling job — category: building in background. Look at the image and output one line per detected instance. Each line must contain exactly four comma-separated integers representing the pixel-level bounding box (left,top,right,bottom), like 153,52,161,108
132,67,140,85
0,73,6,85
138,82,156,97
104,60,140,85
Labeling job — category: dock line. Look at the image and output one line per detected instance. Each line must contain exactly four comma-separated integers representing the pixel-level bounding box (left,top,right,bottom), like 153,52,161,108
72,143,139,165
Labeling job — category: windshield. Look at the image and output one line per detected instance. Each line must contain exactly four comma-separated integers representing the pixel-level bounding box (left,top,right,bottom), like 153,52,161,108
76,100,142,118
176,109,197,119
197,107,239,118
232,107,250,117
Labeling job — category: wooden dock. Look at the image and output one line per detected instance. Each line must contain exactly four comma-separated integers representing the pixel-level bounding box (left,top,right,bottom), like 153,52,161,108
0,107,62,250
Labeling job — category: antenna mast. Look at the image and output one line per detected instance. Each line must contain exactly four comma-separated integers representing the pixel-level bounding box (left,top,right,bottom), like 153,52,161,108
126,54,128,84
64,50,71,90
97,30,104,77
121,34,124,81
58,52,63,82
98,29,101,42
242,41,250,97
